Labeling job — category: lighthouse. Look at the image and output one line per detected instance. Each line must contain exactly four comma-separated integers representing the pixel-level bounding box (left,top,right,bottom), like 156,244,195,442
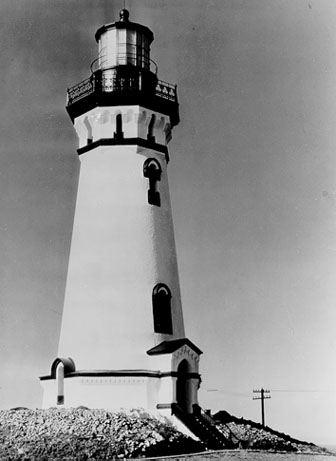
40,9,202,414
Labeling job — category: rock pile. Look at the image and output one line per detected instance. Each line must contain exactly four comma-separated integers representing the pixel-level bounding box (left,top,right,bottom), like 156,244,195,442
0,407,329,458
0,407,203,459
219,422,308,452
215,411,329,455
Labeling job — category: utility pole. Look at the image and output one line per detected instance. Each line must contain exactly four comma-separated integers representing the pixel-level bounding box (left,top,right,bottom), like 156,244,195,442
253,388,271,427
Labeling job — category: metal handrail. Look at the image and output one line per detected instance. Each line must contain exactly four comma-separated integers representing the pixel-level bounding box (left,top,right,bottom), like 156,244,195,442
90,52,158,75
193,404,241,445
172,403,235,450
67,71,177,106
66,76,95,105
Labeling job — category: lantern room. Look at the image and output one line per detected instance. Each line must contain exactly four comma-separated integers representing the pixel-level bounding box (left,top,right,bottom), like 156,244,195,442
66,9,179,128
94,9,155,73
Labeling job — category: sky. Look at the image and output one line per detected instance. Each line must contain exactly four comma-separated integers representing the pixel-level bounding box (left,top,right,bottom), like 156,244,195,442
0,0,335,446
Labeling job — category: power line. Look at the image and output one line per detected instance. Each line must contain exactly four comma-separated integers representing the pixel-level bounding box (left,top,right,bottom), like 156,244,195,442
253,388,271,427
271,389,336,393
203,387,336,394
204,389,251,397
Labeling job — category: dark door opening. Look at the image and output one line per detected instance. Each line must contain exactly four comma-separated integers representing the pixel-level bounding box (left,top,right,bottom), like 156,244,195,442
176,359,191,412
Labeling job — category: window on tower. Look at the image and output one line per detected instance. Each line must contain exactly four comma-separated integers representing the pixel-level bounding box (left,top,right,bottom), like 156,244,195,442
147,114,156,142
143,158,162,206
152,283,173,334
114,113,124,139
84,116,93,145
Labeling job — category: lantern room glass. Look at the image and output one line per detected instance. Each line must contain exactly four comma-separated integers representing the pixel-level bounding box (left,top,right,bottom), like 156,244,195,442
98,28,151,71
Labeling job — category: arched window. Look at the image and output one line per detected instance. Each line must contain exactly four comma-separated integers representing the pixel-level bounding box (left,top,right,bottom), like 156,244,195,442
84,116,93,145
147,114,156,142
143,158,162,206
114,113,123,139
152,283,173,334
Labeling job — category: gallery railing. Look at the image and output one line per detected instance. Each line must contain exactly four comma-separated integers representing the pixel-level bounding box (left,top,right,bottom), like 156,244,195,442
66,71,178,106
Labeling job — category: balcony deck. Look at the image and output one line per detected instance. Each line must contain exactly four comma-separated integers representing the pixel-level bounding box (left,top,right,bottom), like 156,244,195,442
66,70,179,126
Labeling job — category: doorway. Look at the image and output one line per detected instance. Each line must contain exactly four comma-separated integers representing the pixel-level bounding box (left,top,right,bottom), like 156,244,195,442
176,359,191,412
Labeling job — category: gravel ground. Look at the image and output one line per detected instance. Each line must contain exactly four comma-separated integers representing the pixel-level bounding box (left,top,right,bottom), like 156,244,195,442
0,407,203,459
0,407,332,459
143,451,336,460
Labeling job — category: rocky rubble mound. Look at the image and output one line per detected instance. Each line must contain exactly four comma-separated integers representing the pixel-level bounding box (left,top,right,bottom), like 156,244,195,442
0,407,203,459
219,422,324,453
215,411,329,455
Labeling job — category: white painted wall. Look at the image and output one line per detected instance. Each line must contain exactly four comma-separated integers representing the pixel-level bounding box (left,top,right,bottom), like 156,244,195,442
74,106,171,148
41,346,201,412
41,375,175,410
57,106,184,372
40,98,199,412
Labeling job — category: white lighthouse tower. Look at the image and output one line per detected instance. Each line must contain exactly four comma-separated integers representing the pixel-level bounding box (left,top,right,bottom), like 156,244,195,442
40,9,202,414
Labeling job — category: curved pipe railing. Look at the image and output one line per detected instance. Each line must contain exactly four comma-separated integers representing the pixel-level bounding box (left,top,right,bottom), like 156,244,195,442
90,53,158,75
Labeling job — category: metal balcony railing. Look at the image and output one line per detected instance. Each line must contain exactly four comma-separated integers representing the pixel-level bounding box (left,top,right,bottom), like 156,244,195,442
90,51,158,75
66,71,177,107
67,76,95,105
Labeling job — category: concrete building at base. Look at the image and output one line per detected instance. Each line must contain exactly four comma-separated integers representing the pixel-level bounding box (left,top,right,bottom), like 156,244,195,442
40,9,202,414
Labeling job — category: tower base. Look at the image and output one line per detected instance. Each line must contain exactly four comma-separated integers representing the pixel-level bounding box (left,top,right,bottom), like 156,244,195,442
40,339,202,414
41,372,172,411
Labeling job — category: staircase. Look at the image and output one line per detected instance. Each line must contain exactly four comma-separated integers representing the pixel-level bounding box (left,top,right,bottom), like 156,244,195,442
171,403,238,450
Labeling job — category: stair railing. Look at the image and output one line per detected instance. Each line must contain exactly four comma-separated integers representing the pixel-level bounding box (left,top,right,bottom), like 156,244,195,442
172,403,235,449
